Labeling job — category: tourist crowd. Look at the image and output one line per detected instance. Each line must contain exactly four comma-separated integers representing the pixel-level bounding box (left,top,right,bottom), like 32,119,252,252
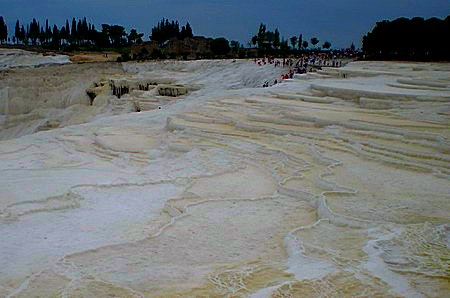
256,51,352,87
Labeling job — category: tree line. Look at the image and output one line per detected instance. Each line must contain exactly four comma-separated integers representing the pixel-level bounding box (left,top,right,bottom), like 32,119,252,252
250,23,335,56
362,15,450,60
0,16,146,49
1,16,353,61
0,16,199,50
150,19,193,45
0,16,343,55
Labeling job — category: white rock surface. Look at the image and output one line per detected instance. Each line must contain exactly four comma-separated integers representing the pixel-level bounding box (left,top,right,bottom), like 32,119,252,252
0,48,70,70
0,60,449,297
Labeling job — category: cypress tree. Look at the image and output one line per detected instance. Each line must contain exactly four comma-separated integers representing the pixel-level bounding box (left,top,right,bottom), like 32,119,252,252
29,18,38,45
180,26,186,39
0,17,7,44
71,18,77,43
15,20,20,44
60,26,66,44
26,24,29,44
45,19,50,43
20,25,26,44
90,24,96,44
273,28,280,49
39,26,45,45
185,22,193,38
65,20,70,36
77,19,82,43
52,24,59,47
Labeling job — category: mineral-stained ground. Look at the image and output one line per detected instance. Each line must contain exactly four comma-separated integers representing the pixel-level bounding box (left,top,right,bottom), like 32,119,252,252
0,55,449,297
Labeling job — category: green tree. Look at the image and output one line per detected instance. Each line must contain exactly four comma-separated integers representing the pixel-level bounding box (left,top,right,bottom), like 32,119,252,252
28,19,40,45
151,19,187,44
185,22,193,38
128,29,144,45
0,17,7,44
109,25,127,46
45,19,51,44
265,31,275,49
280,38,290,54
322,41,332,49
14,20,20,44
273,28,280,49
230,40,241,53
256,23,266,49
71,18,77,44
77,19,83,44
298,34,303,50
179,26,186,39
81,17,88,44
210,37,231,56
290,36,298,50
302,40,309,49
361,16,450,60
97,24,111,47
310,37,319,48
251,35,257,48
60,26,67,45
52,24,60,47
25,24,29,44
65,20,70,37
20,25,26,44
38,26,45,45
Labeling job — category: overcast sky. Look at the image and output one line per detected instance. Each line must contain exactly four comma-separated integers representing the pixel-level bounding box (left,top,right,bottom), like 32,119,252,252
0,0,448,47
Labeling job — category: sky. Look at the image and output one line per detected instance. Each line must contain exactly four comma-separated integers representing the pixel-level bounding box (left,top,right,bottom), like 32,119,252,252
0,0,448,48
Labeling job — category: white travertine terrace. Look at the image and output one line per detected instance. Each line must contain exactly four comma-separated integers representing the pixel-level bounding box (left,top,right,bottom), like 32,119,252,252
0,49,70,70
0,59,449,297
